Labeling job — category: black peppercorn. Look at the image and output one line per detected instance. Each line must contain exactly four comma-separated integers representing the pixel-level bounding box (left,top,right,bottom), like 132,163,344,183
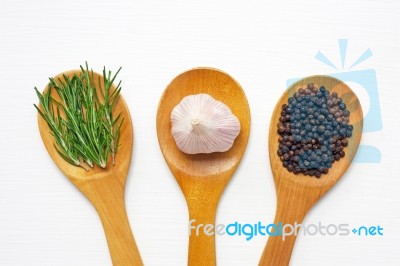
342,139,348,147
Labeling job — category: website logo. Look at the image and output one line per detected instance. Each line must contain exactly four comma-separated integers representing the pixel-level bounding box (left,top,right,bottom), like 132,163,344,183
189,220,384,241
287,39,382,163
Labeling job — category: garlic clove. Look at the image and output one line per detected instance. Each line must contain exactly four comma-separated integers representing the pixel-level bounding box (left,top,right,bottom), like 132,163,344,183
171,94,241,154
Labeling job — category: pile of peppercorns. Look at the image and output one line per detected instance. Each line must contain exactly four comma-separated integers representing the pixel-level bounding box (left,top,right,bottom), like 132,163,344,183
277,83,353,178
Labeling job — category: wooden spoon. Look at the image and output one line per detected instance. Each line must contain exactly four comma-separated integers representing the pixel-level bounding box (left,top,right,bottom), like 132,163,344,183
156,68,250,266
37,70,143,266
259,75,363,265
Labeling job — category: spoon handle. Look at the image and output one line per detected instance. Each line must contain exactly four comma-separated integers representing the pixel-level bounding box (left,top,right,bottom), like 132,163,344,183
187,199,218,266
182,177,225,266
259,185,316,266
81,177,143,266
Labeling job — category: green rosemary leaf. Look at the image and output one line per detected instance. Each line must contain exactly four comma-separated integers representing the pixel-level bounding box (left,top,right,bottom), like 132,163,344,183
115,117,124,151
108,67,122,87
112,113,122,126
33,104,46,119
54,144,79,165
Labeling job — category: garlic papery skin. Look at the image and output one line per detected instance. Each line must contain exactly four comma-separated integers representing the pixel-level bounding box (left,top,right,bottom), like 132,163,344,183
171,94,241,154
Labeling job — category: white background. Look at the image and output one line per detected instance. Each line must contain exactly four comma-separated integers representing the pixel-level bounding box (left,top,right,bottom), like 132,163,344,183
1,0,399,265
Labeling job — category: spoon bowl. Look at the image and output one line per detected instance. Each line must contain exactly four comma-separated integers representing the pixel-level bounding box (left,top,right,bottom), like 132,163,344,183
259,75,363,265
37,70,143,266
157,68,250,266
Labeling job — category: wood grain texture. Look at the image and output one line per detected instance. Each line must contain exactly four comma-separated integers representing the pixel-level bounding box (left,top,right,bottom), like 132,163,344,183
259,76,363,266
157,68,251,266
37,70,143,266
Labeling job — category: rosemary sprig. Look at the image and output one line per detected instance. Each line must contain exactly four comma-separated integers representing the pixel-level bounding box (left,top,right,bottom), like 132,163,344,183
34,63,124,170
100,66,124,165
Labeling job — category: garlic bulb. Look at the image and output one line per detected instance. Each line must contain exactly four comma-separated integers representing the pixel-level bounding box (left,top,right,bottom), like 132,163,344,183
171,94,241,154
